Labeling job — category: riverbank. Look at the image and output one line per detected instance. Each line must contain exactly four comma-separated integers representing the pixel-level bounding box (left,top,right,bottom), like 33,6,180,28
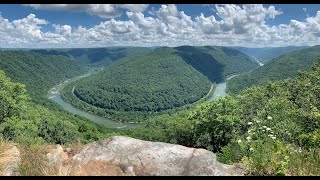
48,70,238,126
47,70,142,129
207,74,240,102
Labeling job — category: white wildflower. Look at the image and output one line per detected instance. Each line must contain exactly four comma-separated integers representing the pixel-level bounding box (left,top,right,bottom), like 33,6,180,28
267,116,272,120
271,136,276,140
262,130,265,132
249,148,254,151
266,128,271,131
256,120,261,123
248,122,253,125
262,126,267,129
246,136,251,140
237,139,242,144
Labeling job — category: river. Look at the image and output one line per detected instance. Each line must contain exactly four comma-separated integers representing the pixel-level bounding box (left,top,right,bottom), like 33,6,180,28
47,70,142,129
48,70,239,128
206,74,240,102
207,59,262,102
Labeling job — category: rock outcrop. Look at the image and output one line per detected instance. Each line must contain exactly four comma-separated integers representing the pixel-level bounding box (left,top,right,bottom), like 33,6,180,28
47,145,69,165
1,136,243,176
70,136,243,176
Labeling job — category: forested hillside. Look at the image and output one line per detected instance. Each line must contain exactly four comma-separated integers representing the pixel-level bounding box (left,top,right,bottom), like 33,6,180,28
61,47,212,122
0,51,88,105
227,45,320,94
0,70,106,145
174,46,259,82
31,47,151,67
60,46,258,122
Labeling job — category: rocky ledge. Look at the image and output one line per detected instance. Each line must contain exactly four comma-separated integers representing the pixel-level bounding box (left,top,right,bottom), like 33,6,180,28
2,136,244,176
70,136,243,176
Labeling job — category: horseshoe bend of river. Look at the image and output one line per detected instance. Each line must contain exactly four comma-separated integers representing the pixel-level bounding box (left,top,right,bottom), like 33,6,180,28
48,70,239,129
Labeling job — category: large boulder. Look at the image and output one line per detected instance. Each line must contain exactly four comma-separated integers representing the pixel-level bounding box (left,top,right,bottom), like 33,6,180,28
72,136,243,176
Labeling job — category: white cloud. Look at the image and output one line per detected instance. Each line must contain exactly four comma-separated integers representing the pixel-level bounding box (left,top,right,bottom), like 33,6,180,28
195,13,220,34
213,4,282,34
24,4,149,19
53,24,72,36
0,14,66,47
1,4,320,48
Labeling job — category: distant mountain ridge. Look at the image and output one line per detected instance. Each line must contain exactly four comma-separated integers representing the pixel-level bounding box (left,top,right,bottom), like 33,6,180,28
231,46,309,64
227,45,320,94
30,47,152,67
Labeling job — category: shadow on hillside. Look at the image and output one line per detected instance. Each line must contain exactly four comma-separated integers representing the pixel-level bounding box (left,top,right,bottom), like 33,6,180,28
31,50,70,57
68,48,127,64
174,46,225,83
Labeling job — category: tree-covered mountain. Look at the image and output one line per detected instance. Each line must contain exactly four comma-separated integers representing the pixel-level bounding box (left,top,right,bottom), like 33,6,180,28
227,45,320,94
0,69,107,145
60,46,258,122
0,50,88,104
31,47,152,67
63,47,212,113
174,46,259,82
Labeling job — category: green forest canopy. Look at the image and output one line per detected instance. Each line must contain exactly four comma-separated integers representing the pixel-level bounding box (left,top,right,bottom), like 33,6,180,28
61,46,258,118
0,50,88,104
227,45,320,94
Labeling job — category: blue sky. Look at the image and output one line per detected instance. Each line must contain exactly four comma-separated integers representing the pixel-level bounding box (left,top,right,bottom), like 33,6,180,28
0,4,320,48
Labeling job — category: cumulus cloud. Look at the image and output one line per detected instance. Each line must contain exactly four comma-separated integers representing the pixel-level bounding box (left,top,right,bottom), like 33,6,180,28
53,24,72,36
1,4,320,48
24,4,149,18
0,13,66,47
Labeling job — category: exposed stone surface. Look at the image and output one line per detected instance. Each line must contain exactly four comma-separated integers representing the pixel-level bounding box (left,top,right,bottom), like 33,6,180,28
3,136,244,176
72,136,244,176
46,145,69,165
1,144,20,176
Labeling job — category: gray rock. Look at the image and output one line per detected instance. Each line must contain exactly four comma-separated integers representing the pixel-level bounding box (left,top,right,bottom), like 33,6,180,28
73,136,244,176
46,145,68,165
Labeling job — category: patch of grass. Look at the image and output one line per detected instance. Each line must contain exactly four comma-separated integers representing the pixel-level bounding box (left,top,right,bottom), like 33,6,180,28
18,142,84,176
287,148,320,176
18,144,52,176
0,141,18,175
